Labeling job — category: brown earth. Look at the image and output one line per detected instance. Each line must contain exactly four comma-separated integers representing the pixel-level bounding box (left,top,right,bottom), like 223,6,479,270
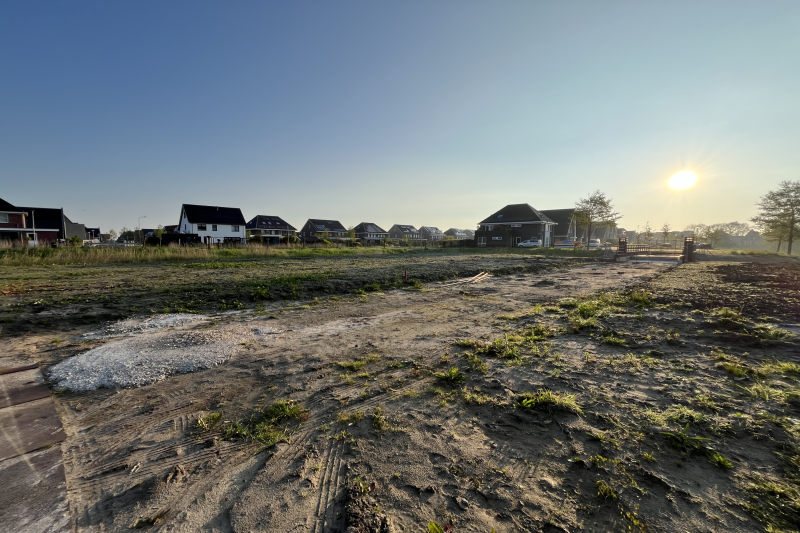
3,258,800,532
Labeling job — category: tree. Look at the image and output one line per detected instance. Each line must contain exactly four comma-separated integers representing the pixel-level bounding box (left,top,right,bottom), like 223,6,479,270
153,225,166,246
119,226,132,242
661,223,671,244
751,181,800,255
108,229,118,242
346,226,356,245
574,191,622,244
642,222,654,244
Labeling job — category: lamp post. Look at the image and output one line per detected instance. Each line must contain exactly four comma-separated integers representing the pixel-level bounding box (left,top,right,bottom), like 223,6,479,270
137,216,146,245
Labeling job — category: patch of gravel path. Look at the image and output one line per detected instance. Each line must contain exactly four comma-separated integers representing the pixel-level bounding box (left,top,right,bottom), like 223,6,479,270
49,327,248,391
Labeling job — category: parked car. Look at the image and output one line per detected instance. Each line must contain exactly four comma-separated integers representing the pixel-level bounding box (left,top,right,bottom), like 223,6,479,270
517,239,542,248
555,240,582,248
587,239,602,248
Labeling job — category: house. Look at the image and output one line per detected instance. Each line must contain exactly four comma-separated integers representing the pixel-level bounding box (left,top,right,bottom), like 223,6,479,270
299,219,347,242
246,215,297,244
85,227,101,240
388,224,421,241
419,226,444,241
539,209,578,244
164,225,178,234
178,204,246,244
461,229,475,239
474,204,556,247
0,198,30,244
352,222,388,245
444,228,469,240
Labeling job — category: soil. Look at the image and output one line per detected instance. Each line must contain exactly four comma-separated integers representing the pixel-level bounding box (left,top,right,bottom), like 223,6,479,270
1,256,799,532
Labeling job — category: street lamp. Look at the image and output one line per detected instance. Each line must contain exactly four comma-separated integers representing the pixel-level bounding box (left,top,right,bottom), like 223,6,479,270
137,216,146,244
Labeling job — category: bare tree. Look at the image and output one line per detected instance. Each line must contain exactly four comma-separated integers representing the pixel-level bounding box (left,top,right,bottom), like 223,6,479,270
752,181,800,255
574,191,622,244
642,222,654,244
661,223,671,244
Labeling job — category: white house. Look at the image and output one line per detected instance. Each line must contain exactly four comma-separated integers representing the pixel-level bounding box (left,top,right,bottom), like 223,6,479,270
179,204,246,244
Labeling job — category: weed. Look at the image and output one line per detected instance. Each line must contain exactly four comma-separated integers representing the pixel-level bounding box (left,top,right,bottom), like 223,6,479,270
130,510,169,528
372,407,388,431
197,412,222,432
641,452,656,462
755,325,794,341
718,361,750,377
337,411,365,425
661,423,710,453
743,474,800,531
333,430,352,441
462,351,488,374
462,387,493,405
599,329,626,346
587,431,620,448
222,399,308,446
596,480,617,500
665,405,706,425
516,389,583,415
708,451,733,469
435,367,466,387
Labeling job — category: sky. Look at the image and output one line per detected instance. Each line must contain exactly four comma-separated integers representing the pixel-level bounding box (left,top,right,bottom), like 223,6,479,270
1,1,799,234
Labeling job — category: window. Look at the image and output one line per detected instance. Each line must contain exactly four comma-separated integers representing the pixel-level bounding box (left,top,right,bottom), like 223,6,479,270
0,214,8,223
232,225,240,232
197,224,207,231
516,237,522,244
212,225,218,231
486,225,494,231
492,236,502,240
511,224,521,228
478,237,486,247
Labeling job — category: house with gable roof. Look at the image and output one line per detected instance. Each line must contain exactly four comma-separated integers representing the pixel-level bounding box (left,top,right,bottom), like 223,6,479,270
444,228,469,240
388,224,421,241
474,203,555,247
352,222,388,245
299,219,347,242
178,204,246,244
419,226,444,241
246,215,297,244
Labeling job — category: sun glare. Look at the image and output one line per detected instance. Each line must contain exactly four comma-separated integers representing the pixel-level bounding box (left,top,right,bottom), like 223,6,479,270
668,170,698,190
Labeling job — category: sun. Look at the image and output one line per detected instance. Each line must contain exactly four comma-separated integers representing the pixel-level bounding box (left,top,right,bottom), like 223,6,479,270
668,170,698,190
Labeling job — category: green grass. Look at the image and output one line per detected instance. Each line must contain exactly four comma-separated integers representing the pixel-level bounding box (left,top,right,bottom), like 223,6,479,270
435,367,466,387
222,399,308,446
516,389,583,415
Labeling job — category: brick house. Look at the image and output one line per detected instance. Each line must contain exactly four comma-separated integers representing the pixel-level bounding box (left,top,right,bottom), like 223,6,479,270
388,224,421,241
299,219,347,242
352,222,388,245
246,215,297,244
474,204,556,247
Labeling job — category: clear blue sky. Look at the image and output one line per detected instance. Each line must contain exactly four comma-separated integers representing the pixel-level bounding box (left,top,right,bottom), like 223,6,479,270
1,1,798,234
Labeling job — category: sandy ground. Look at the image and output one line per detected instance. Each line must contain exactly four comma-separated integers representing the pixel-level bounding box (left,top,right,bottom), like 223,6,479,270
5,258,800,532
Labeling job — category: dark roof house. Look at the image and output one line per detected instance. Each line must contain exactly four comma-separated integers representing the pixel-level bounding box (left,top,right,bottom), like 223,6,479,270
181,204,246,226
388,224,421,240
444,228,468,240
299,219,348,241
246,215,297,243
353,222,388,244
475,203,556,247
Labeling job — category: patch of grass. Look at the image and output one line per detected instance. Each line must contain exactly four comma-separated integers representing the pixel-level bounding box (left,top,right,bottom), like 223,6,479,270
718,361,750,377
596,480,617,500
337,411,365,425
435,367,466,387
708,450,733,469
462,387,494,405
755,325,794,341
372,407,388,430
665,405,706,425
0,317,14,323
516,389,583,416
462,351,488,374
599,329,626,346
743,474,800,531
337,353,380,372
641,452,656,462
661,423,710,453
222,399,308,446
197,412,222,432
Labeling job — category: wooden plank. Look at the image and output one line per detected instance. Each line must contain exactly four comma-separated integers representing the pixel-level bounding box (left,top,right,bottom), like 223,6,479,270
0,397,65,462
0,368,51,409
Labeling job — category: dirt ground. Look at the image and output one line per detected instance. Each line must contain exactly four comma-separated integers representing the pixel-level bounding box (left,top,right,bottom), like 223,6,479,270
2,256,800,532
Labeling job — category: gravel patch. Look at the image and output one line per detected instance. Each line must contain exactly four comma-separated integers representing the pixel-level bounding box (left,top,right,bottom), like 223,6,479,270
50,328,247,391
79,313,207,340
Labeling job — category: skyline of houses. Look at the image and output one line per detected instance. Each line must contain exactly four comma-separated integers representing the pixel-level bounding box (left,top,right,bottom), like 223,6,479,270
4,195,759,248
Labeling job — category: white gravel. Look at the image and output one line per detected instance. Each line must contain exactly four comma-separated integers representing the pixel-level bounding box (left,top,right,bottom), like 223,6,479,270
78,313,207,340
50,328,247,391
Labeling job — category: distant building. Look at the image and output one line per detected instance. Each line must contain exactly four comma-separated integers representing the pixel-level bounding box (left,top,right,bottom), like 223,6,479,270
246,215,297,244
388,224,421,241
299,219,347,242
352,222,389,245
475,204,555,247
461,229,475,239
419,226,444,241
0,198,31,243
178,204,246,244
444,228,469,240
